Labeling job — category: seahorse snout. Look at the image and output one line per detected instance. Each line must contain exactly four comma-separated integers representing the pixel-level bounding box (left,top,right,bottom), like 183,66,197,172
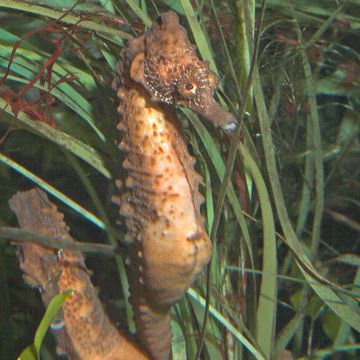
188,92,237,131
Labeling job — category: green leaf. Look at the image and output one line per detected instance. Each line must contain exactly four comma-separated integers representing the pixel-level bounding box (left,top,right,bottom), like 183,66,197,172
0,152,106,230
18,290,72,360
159,0,185,15
34,291,72,354
186,111,254,266
0,1,131,43
240,143,277,358
187,288,266,359
179,0,219,75
124,0,152,27
0,99,111,179
253,66,360,333
330,254,360,267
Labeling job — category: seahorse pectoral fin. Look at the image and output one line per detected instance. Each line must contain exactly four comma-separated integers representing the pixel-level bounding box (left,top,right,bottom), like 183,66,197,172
130,52,145,84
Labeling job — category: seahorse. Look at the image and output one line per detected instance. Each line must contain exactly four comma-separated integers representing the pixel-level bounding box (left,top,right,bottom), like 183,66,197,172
112,11,234,359
10,188,149,360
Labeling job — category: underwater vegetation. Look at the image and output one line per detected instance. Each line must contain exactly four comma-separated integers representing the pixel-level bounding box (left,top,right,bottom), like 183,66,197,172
0,0,359,359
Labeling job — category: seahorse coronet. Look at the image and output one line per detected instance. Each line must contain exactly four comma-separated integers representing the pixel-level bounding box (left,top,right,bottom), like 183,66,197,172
125,11,236,130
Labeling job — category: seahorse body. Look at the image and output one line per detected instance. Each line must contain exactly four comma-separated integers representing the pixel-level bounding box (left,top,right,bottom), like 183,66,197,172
116,83,212,302
114,82,212,359
113,11,233,359
10,189,149,360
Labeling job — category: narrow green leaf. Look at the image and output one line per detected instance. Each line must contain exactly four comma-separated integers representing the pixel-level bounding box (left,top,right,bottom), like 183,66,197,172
0,152,105,230
0,99,111,179
0,0,131,43
124,0,152,26
34,290,72,355
185,111,254,266
0,71,105,142
178,0,219,76
294,11,324,259
240,143,277,358
330,255,360,267
175,300,197,359
187,288,266,360
275,308,305,356
335,267,360,345
253,67,360,333
99,0,115,13
189,296,224,359
160,0,185,14
0,227,114,255
0,28,97,90
171,319,187,360
297,344,360,360
18,290,72,360
17,346,36,360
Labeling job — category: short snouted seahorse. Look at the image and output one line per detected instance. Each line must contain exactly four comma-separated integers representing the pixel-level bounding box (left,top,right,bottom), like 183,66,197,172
113,11,235,359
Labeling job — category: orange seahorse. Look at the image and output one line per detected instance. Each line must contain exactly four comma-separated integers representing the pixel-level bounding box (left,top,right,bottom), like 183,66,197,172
112,11,235,359
10,188,149,360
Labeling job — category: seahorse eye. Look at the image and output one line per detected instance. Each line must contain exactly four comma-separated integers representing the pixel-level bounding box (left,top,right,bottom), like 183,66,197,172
181,82,197,96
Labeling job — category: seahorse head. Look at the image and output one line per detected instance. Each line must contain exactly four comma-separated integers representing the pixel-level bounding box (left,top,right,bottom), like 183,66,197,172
129,11,236,131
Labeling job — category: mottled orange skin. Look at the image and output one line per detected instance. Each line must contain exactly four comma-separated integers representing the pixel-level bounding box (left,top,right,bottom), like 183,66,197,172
114,83,212,359
117,85,211,305
57,248,149,360
113,11,218,360
10,189,149,360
